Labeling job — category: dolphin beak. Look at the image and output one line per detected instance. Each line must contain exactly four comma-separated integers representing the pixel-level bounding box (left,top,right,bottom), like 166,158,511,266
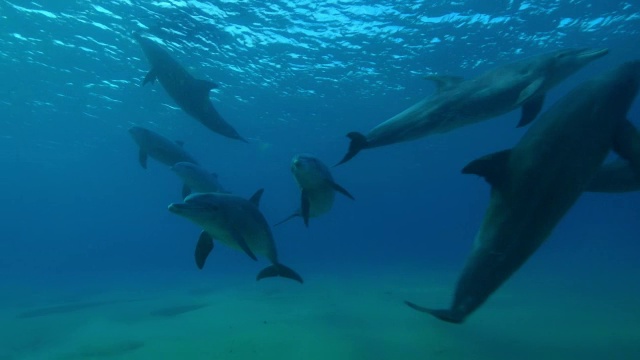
167,203,183,214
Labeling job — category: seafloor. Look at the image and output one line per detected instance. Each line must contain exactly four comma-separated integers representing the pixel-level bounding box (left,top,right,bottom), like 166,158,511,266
2,264,638,360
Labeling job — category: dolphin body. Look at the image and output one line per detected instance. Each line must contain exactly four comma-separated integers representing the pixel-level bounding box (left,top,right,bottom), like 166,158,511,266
168,190,304,283
337,48,609,165
134,33,246,142
129,126,198,169
275,154,354,227
405,60,640,324
171,162,231,198
585,160,640,193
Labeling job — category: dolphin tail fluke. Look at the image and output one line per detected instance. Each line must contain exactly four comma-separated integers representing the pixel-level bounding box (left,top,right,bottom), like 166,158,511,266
404,301,464,324
257,264,304,284
335,132,368,166
273,212,300,227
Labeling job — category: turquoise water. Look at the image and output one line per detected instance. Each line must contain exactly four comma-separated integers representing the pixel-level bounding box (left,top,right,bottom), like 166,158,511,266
1,1,640,359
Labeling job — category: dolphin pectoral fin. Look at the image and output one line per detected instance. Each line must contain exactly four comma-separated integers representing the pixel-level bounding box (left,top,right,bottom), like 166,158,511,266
230,228,257,261
182,184,191,199
335,132,368,166
330,182,355,200
195,231,214,270
517,78,544,105
273,211,301,227
423,75,465,93
193,79,219,97
462,149,511,188
142,69,157,86
257,263,304,284
138,149,148,169
301,190,311,227
613,119,640,176
249,188,265,208
518,96,544,127
404,301,464,324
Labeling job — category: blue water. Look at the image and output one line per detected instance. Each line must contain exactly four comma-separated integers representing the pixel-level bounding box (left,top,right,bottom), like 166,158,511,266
1,1,640,359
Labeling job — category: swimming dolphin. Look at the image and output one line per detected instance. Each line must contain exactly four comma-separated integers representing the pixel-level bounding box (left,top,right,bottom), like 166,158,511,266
168,189,304,283
585,160,640,193
405,60,640,324
275,154,354,227
336,48,609,165
171,162,231,198
134,32,246,142
128,126,198,169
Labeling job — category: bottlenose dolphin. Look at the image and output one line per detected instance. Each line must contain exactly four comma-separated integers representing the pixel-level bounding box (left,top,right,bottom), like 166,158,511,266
405,60,640,324
134,33,246,142
171,162,230,198
168,189,304,283
128,126,198,169
585,160,640,193
275,154,354,227
337,48,609,165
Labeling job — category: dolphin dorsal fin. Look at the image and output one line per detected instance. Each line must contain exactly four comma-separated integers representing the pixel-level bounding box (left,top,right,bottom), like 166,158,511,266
462,149,512,188
423,75,465,93
249,188,265,207
194,79,219,97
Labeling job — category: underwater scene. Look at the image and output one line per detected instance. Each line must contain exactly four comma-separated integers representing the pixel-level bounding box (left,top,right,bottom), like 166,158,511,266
1,1,640,359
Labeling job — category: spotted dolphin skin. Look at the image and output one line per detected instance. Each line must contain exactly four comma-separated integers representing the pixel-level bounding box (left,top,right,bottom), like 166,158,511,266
275,154,354,227
134,32,246,142
171,162,230,198
337,48,609,165
405,60,640,324
168,190,304,283
128,126,198,169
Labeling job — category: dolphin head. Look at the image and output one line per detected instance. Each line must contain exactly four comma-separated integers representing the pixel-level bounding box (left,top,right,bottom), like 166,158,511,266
168,193,227,229
542,47,609,83
291,154,332,187
128,126,150,143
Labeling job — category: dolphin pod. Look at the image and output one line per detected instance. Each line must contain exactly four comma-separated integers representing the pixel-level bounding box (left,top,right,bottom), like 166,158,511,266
336,48,609,166
128,32,640,322
405,60,640,324
134,32,247,143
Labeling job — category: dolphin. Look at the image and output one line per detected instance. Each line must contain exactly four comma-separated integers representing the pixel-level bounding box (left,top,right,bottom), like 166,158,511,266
171,162,231,198
133,32,246,142
405,60,640,324
168,189,304,283
275,154,354,227
585,160,640,193
128,126,198,169
336,48,609,165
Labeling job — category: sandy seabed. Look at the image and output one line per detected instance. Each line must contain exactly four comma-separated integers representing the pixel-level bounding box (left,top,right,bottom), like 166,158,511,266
1,266,639,360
